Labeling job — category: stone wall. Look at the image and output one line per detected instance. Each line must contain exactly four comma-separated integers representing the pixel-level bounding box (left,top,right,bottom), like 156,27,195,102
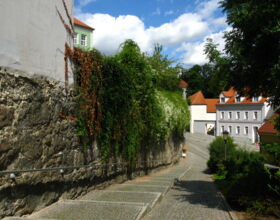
0,68,183,218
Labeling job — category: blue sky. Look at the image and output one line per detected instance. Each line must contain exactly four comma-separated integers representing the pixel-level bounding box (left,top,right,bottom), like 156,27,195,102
74,0,230,66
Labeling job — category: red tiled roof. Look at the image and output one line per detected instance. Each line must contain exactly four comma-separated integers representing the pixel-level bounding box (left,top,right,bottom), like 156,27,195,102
222,87,235,97
74,18,94,30
205,99,219,113
218,87,268,105
190,91,206,105
179,80,188,88
258,114,278,134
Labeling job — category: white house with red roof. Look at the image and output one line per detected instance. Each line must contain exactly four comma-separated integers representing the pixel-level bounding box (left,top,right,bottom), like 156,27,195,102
189,91,219,134
73,18,94,50
216,87,274,143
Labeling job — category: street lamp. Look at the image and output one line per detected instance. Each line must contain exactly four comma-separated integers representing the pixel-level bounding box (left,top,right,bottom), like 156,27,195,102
222,131,229,160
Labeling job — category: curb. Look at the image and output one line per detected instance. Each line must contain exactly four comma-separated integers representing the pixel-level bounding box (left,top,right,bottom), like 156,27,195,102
218,193,239,220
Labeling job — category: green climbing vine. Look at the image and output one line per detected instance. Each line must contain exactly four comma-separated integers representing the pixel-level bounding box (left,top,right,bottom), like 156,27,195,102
71,40,190,165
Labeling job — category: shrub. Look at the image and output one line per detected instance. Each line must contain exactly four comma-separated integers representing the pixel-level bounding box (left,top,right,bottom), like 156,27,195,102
207,136,237,173
261,143,280,166
208,137,280,217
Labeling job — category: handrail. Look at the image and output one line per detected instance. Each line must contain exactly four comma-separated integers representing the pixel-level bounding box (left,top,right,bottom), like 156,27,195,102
0,159,173,176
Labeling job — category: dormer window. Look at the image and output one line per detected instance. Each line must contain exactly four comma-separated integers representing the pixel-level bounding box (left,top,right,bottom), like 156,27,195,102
252,96,259,102
236,97,241,103
221,97,225,103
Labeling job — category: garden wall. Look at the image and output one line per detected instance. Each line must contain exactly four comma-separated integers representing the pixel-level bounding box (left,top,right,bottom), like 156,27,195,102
0,68,183,218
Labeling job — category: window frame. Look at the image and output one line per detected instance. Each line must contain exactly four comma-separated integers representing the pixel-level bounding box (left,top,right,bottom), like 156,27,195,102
81,34,87,46
236,112,240,120
253,111,258,120
244,126,249,135
245,111,249,120
236,126,240,135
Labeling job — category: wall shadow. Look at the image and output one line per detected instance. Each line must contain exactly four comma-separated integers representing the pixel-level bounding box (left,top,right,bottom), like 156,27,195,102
172,180,228,211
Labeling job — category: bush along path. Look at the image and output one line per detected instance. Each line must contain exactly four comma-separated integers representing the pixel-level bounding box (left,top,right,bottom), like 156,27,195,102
208,136,280,219
143,133,237,220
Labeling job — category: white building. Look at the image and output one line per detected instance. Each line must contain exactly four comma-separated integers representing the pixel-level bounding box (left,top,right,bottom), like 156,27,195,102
216,87,274,143
0,0,73,82
189,91,219,135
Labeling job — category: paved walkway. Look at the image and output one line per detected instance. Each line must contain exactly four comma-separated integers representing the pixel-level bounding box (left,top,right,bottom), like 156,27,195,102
143,152,234,220
3,133,237,220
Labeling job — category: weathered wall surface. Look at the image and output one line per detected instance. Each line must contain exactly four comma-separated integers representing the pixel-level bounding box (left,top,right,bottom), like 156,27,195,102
0,69,183,218
0,0,73,82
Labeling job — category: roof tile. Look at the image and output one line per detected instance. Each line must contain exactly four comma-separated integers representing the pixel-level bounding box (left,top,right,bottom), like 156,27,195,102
258,114,278,134
74,18,94,30
190,91,206,105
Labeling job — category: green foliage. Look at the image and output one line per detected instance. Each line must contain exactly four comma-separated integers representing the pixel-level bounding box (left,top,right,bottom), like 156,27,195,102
147,44,181,92
207,136,237,173
156,90,190,139
220,0,280,107
96,40,189,163
261,143,280,166
181,38,231,98
208,137,280,217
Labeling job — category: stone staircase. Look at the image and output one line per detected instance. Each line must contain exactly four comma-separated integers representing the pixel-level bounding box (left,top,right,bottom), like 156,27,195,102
3,159,190,220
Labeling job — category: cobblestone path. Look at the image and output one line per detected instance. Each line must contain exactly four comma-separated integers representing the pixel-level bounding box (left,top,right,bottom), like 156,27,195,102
143,133,237,220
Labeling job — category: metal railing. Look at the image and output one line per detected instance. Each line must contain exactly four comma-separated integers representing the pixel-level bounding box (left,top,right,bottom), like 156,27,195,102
0,159,175,178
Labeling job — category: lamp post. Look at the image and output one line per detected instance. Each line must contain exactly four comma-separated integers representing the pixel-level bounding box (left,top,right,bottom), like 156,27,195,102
222,131,229,161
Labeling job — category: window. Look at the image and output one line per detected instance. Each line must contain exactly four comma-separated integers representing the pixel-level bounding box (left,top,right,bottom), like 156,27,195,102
221,126,224,133
74,33,78,44
236,112,240,120
221,112,224,119
252,96,259,102
228,112,232,119
221,97,225,103
236,126,240,135
81,34,87,46
236,97,241,103
253,111,258,120
228,126,232,134
245,111,248,120
244,126,248,135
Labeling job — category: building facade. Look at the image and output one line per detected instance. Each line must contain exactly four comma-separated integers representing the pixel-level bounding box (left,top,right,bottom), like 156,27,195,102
189,91,219,135
73,18,94,50
0,0,73,82
216,88,274,143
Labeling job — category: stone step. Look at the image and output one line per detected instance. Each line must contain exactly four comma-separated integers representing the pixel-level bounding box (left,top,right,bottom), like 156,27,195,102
80,190,161,210
109,184,170,194
3,158,192,220
29,200,148,220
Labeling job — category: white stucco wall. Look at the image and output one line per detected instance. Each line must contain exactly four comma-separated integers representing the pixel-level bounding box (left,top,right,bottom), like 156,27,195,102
190,105,216,133
0,0,73,82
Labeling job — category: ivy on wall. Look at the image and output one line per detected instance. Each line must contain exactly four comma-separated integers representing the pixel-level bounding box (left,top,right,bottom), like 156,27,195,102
70,40,190,164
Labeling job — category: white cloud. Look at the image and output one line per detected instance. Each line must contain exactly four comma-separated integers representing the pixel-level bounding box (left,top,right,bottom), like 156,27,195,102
76,0,230,66
79,12,209,55
178,28,230,65
198,0,220,18
147,13,208,46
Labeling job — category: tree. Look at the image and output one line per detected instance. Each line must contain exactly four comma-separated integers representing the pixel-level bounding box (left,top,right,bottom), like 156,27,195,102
147,44,181,91
181,38,231,98
220,0,280,107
